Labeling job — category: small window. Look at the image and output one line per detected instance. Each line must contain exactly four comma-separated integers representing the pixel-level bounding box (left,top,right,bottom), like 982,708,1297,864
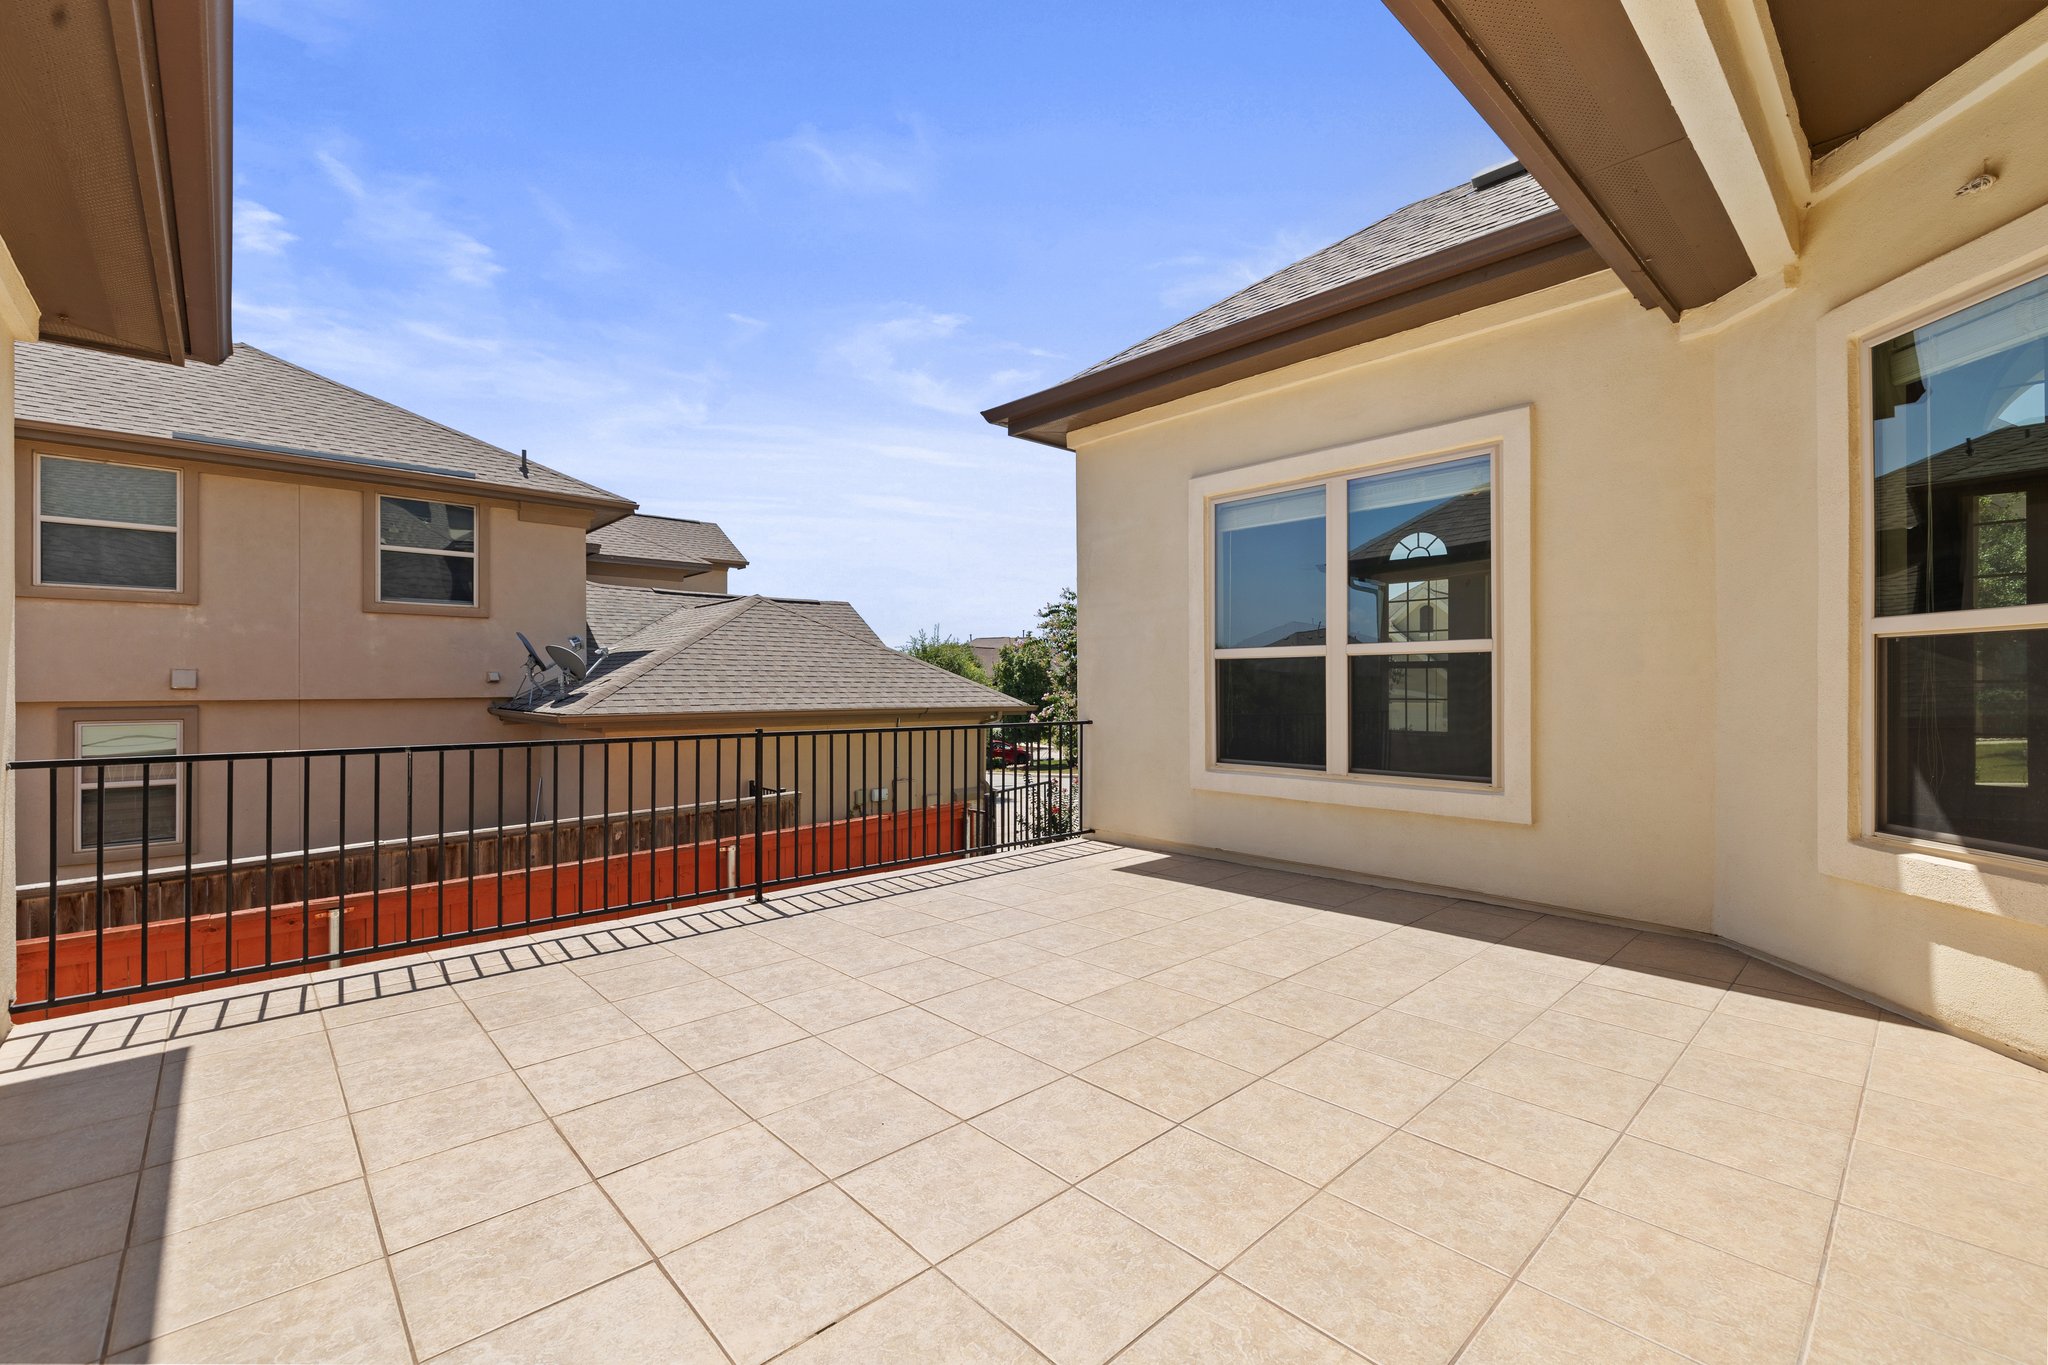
378,496,477,605
75,720,182,852
36,455,181,591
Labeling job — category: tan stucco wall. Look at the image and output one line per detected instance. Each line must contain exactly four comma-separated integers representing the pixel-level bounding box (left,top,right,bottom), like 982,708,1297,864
15,452,590,716
1071,58,2048,1060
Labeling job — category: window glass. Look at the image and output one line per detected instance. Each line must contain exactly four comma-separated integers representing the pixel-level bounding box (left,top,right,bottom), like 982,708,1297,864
1216,658,1324,768
39,524,179,590
77,721,180,849
380,497,475,552
378,496,477,604
1348,455,1490,644
37,456,179,590
1214,487,1324,648
40,457,178,526
1350,653,1491,781
1873,273,2048,616
1882,630,2046,856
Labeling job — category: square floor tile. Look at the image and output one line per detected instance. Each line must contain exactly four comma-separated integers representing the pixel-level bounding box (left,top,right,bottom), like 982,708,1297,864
1082,1128,1312,1265
941,1190,1209,1365
761,1074,955,1177
369,1120,584,1250
1268,1040,1449,1126
1187,1080,1392,1185
840,1123,1066,1260
429,1262,724,1365
889,1038,1062,1118
555,1074,747,1175
653,1004,804,1070
1407,1084,1616,1192
822,1006,975,1071
1232,1193,1506,1365
701,1037,875,1117
663,1185,923,1365
1117,1277,1359,1364
1162,1007,1322,1074
972,1077,1173,1182
600,1122,823,1252
516,1035,689,1115
993,1007,1148,1071
1326,1132,1568,1274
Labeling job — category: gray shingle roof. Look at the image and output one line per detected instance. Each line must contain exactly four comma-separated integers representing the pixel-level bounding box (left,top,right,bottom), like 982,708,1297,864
12,341,629,505
1077,171,1557,378
586,513,747,568
519,584,1017,719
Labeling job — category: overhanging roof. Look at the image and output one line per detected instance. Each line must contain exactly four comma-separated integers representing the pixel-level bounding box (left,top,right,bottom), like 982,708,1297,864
0,0,233,365
984,175,1600,448
1382,0,1755,319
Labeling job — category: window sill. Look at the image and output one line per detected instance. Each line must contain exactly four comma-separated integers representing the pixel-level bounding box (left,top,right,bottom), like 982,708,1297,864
364,598,489,619
1192,760,1530,824
1821,831,2048,931
22,581,198,606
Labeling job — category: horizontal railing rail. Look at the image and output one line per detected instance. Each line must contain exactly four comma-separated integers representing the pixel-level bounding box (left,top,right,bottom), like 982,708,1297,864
10,718,1088,1018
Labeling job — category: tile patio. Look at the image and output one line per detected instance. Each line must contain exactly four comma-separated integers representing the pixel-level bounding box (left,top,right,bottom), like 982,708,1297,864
2,841,2045,1363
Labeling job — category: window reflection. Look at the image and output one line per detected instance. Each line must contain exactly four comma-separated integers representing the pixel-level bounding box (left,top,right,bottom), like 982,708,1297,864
1215,487,1325,648
1217,658,1325,768
1882,630,2045,856
1350,653,1490,782
1873,273,2048,616
1348,456,1490,644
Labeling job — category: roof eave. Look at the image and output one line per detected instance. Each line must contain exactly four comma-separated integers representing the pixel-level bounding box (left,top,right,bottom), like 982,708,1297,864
586,551,719,574
983,211,1596,448
13,417,640,514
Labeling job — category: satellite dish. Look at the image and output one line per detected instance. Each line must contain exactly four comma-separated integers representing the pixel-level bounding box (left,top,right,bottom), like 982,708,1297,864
547,643,589,681
515,632,547,671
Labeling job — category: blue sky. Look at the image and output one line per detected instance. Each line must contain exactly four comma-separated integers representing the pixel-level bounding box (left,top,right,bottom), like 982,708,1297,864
232,1,1503,645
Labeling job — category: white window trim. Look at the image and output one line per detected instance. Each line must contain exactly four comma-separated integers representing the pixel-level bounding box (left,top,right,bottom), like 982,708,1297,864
33,454,183,593
1186,406,1531,824
1817,198,2048,928
376,494,479,606
73,720,184,855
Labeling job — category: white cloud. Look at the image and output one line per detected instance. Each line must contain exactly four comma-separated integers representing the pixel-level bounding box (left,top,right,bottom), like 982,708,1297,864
776,120,931,195
241,0,360,48
1154,230,1323,310
829,308,977,414
233,198,296,256
316,150,503,286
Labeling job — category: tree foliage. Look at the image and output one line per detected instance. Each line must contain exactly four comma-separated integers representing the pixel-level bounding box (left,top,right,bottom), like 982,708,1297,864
992,637,1053,713
900,625,990,685
1033,588,1078,726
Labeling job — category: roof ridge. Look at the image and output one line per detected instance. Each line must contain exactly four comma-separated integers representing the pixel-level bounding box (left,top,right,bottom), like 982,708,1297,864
571,595,753,709
233,344,625,503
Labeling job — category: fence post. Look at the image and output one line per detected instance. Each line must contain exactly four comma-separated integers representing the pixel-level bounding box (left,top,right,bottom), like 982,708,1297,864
751,729,765,902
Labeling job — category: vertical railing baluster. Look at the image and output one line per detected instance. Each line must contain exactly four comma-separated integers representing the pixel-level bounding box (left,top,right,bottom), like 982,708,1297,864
263,759,274,971
45,768,57,1008
224,759,235,977
181,756,194,981
752,730,765,901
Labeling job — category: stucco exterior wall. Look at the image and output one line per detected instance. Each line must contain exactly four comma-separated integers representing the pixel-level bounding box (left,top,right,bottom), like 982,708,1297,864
0,243,29,1030
1071,57,2048,1060
587,561,730,594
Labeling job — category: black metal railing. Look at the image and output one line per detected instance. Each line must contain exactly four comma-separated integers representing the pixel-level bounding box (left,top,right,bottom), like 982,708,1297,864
10,718,1087,1014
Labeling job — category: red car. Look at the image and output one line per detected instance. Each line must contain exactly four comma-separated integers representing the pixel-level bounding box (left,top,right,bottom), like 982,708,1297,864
987,739,1030,766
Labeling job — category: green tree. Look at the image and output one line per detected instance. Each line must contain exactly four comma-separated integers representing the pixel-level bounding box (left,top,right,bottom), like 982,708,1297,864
1034,588,1077,726
992,636,1053,713
900,625,990,685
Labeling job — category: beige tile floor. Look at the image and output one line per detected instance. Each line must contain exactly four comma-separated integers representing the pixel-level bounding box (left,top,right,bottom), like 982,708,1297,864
3,841,2047,1364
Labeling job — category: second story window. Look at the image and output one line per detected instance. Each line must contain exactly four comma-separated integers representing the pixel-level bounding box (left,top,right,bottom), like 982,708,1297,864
378,496,477,605
35,454,181,591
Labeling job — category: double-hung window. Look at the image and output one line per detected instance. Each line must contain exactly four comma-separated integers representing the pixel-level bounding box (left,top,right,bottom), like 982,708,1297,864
377,496,477,606
1870,270,2048,860
35,454,181,591
76,720,182,852
1196,409,1528,821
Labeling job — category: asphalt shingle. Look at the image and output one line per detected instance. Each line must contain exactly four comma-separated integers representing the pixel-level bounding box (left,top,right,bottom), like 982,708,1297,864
587,513,747,568
13,341,627,505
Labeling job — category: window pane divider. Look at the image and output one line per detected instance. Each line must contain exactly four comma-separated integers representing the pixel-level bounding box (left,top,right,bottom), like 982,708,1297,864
1868,606,2048,637
1346,638,1493,656
1213,646,1327,660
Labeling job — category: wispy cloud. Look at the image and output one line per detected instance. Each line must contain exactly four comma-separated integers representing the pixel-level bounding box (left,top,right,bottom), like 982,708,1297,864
775,119,932,195
316,149,503,286
233,198,296,256
1153,230,1324,309
240,0,361,50
829,308,978,414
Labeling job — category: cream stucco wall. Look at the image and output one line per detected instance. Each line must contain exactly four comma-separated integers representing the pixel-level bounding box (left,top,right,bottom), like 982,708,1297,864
0,237,34,1031
1072,55,2048,1060
587,561,731,594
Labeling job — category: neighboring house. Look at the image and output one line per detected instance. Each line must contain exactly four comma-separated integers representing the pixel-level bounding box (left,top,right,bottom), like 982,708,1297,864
0,0,235,1038
498,582,1022,818
968,635,1017,678
987,4,2048,1063
586,512,748,593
